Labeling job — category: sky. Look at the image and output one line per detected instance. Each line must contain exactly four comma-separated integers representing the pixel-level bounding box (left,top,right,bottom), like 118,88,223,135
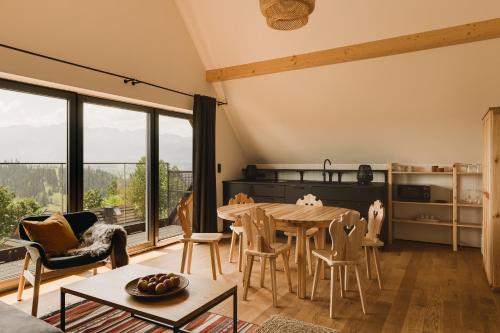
0,88,192,167
0,89,192,137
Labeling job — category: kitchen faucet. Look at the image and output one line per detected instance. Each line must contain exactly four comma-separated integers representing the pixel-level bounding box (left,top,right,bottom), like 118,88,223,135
323,158,332,182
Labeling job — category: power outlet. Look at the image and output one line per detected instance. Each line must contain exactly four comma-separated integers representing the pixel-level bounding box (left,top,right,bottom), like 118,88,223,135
217,163,222,173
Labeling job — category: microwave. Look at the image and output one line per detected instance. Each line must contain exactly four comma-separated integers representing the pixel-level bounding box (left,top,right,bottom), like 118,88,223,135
397,185,431,202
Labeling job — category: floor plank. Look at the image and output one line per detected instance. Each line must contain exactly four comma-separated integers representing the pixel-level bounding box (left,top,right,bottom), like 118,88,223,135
1,239,499,332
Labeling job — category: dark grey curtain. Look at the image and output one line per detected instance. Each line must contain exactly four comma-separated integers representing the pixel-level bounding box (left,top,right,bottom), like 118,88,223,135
192,94,217,233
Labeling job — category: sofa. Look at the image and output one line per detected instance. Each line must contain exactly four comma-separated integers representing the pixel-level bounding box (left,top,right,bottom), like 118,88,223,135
0,301,61,333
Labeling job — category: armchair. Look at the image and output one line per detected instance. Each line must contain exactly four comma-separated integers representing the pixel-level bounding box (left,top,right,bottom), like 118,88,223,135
11,211,122,316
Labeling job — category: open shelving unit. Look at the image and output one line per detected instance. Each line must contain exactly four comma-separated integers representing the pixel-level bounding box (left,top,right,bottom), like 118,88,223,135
388,162,482,251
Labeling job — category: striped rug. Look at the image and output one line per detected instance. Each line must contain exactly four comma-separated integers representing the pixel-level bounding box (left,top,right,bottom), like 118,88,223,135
42,300,258,333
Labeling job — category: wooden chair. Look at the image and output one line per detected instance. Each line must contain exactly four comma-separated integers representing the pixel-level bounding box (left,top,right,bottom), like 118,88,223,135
362,200,385,290
311,211,367,318
242,207,293,307
178,194,223,280
284,194,321,275
228,193,254,272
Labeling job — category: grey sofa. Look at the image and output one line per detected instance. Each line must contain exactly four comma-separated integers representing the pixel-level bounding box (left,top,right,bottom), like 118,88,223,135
0,301,61,333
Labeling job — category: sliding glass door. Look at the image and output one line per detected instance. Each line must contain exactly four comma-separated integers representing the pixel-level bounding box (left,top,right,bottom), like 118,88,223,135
83,99,152,249
0,79,194,287
0,82,71,283
158,114,193,242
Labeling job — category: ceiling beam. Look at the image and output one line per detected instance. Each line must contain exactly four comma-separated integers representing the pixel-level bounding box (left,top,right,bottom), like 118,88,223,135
206,17,500,82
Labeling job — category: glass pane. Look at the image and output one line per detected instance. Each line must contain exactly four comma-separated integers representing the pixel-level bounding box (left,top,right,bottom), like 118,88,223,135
0,88,67,281
158,115,192,241
83,103,149,247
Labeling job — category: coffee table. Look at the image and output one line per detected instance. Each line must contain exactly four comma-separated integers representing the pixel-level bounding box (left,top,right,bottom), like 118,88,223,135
60,264,237,332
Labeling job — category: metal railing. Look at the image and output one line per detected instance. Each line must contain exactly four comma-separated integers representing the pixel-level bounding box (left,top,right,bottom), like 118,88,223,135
0,162,192,264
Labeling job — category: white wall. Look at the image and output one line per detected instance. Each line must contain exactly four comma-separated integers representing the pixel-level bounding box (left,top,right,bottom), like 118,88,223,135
0,0,247,229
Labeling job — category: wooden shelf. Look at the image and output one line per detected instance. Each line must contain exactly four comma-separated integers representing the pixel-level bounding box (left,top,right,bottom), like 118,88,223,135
392,171,453,175
458,223,482,229
393,218,452,227
389,162,483,252
392,200,453,206
457,203,483,208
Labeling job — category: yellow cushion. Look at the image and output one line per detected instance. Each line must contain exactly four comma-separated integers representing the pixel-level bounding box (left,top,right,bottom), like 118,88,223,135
22,213,80,256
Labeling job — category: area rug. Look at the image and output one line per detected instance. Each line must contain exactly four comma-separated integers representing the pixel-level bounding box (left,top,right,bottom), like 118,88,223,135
42,300,258,333
255,315,338,333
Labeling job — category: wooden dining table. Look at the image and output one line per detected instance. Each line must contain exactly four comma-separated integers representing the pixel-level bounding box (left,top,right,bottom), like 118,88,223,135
217,202,356,299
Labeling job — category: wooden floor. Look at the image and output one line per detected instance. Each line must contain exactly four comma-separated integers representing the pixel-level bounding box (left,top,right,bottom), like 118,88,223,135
1,239,499,333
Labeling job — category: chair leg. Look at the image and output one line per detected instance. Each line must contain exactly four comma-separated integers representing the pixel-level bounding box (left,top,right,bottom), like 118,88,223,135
306,238,313,276
373,247,382,290
354,265,367,314
282,251,293,292
365,246,371,280
270,258,278,307
243,255,254,301
92,268,98,276
330,266,335,319
209,243,217,280
180,242,188,273
238,234,244,272
338,266,345,298
187,242,194,274
311,258,321,301
17,252,30,301
229,230,237,263
260,257,266,287
215,242,223,275
31,258,42,317
344,265,349,291
295,237,299,264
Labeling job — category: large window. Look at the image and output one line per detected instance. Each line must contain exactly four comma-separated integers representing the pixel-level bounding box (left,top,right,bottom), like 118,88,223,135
0,84,69,282
158,115,193,241
0,79,192,285
83,101,151,247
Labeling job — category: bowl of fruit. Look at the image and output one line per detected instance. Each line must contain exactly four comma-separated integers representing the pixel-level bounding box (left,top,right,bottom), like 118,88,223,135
125,273,189,299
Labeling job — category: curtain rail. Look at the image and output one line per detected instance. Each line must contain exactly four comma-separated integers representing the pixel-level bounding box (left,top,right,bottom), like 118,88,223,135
0,43,227,106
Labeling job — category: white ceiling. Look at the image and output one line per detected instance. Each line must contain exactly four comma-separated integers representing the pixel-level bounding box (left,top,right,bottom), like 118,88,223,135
176,0,500,164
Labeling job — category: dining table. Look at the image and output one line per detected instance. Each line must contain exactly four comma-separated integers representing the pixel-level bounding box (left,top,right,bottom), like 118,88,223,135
217,202,356,299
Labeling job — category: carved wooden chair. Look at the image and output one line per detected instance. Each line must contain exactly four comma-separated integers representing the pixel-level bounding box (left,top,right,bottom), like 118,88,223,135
242,207,292,307
228,192,254,272
284,194,321,275
362,200,385,289
311,211,367,318
178,194,223,280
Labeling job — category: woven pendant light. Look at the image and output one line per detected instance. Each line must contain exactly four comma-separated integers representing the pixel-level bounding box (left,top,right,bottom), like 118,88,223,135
260,0,315,30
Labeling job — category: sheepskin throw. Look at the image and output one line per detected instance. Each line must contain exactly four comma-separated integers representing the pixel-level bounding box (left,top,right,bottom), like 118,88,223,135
66,223,129,267
256,315,338,333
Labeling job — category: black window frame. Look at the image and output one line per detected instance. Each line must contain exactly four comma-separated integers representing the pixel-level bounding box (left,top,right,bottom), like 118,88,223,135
0,78,193,248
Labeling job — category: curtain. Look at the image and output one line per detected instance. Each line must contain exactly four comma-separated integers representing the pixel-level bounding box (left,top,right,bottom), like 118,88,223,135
192,94,217,233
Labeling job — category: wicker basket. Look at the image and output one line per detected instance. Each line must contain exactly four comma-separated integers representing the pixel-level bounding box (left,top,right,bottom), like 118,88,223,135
260,0,315,30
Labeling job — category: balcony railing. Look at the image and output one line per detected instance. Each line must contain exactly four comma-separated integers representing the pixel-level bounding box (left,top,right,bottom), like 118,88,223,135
0,162,191,281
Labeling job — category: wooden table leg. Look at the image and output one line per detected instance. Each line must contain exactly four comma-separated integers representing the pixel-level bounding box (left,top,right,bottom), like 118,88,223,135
317,227,326,279
297,225,307,299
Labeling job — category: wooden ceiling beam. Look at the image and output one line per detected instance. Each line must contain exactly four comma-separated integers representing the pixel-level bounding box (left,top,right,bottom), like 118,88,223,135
206,18,500,82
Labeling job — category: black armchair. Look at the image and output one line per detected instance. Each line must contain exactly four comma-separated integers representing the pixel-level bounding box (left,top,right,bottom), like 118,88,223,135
11,212,115,316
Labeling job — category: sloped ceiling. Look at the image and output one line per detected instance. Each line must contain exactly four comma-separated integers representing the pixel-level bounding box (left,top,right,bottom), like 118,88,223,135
177,0,500,164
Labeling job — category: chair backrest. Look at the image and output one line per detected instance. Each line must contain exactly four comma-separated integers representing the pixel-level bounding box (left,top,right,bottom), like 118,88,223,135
19,211,99,240
228,192,255,205
241,207,276,253
329,211,366,262
177,194,193,238
366,200,384,241
296,194,323,206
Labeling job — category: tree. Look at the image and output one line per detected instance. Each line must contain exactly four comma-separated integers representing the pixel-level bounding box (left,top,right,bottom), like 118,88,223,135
83,189,104,209
0,186,43,243
127,157,172,220
107,179,118,197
